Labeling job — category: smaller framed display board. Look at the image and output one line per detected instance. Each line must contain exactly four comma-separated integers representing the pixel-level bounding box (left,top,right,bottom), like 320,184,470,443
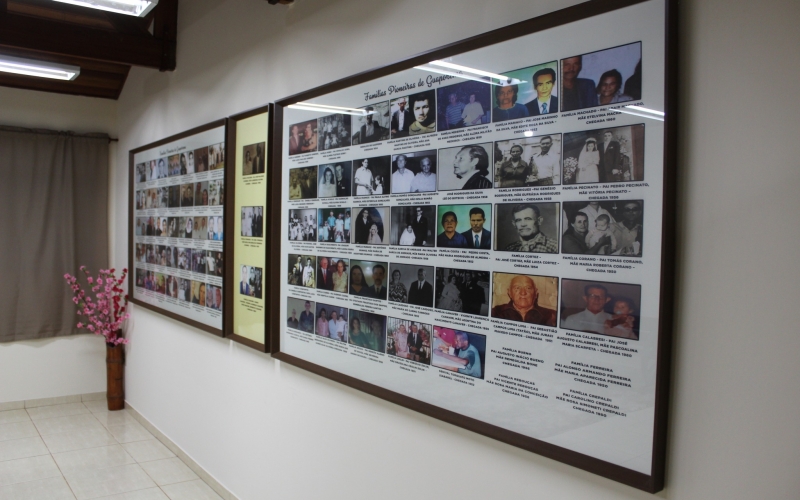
270,0,677,492
129,119,228,336
224,104,273,351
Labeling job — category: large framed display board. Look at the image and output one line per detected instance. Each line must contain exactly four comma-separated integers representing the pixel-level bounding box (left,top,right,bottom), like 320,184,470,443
129,119,228,336
225,104,273,351
270,0,676,492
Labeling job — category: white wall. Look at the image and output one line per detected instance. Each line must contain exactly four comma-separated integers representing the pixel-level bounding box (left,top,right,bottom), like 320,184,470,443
113,0,800,499
0,86,117,403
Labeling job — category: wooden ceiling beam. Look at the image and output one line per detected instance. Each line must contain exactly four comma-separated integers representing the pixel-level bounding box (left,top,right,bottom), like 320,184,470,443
0,5,177,70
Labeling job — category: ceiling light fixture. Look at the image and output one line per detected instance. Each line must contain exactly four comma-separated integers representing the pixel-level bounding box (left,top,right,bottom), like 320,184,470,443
0,55,80,80
52,0,159,17
287,103,368,116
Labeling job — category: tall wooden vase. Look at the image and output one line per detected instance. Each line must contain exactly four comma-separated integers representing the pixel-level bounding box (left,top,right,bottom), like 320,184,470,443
106,343,125,411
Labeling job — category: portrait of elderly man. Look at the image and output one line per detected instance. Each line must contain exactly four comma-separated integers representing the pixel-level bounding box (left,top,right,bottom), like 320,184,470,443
561,284,613,334
453,144,492,190
353,105,388,144
502,203,558,253
491,274,556,326
529,135,561,185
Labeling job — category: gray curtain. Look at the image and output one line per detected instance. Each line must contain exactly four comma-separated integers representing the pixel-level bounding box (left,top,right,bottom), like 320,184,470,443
0,126,109,343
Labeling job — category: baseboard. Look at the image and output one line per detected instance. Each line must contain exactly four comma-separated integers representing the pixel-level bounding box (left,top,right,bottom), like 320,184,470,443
0,391,107,411
125,402,238,500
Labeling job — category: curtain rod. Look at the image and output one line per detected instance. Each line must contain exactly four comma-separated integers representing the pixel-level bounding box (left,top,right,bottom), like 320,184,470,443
0,125,114,142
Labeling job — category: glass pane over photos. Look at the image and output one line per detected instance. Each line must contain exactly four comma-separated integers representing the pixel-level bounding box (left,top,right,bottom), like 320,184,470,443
279,0,666,476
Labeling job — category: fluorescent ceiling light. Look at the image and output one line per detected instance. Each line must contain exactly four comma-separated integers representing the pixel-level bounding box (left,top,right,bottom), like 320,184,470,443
414,65,516,86
52,0,158,17
614,105,665,122
425,60,522,85
0,55,80,80
287,104,367,117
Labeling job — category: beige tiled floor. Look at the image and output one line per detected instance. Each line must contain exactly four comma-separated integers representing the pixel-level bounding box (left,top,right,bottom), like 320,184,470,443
0,401,222,499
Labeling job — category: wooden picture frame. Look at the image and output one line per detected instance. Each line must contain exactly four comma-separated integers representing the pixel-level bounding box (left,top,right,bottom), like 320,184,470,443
129,119,228,337
224,104,274,352
270,0,677,492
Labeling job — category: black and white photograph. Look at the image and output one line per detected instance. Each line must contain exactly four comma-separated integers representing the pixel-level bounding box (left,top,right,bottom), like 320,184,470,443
243,142,266,176
180,151,193,175
148,159,158,181
317,113,351,151
287,208,317,241
286,297,315,333
561,200,643,256
492,61,558,122
494,134,562,187
239,264,263,299
389,96,412,139
436,204,492,249
437,80,491,130
494,202,559,253
386,317,432,365
208,179,223,206
317,161,351,198
176,247,192,270
158,187,168,208
390,90,436,138
287,119,318,156
168,217,180,238
193,146,208,173
168,185,180,208
390,205,435,247
390,150,437,194
317,208,349,243
135,190,144,210
136,163,147,183
388,263,435,308
437,143,494,191
434,267,490,317
491,272,558,326
208,142,225,170
562,124,645,184
313,302,348,341
348,259,388,300
194,181,209,206
351,102,390,144
351,207,389,245
288,166,317,199
561,42,642,112
560,279,641,340
180,183,194,207
241,206,263,237
316,256,349,293
431,327,486,379
352,156,391,196
348,310,386,353
288,254,317,288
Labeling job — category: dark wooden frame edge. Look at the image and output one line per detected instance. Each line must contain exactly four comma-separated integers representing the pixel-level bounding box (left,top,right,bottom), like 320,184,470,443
127,118,228,338
223,103,274,353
